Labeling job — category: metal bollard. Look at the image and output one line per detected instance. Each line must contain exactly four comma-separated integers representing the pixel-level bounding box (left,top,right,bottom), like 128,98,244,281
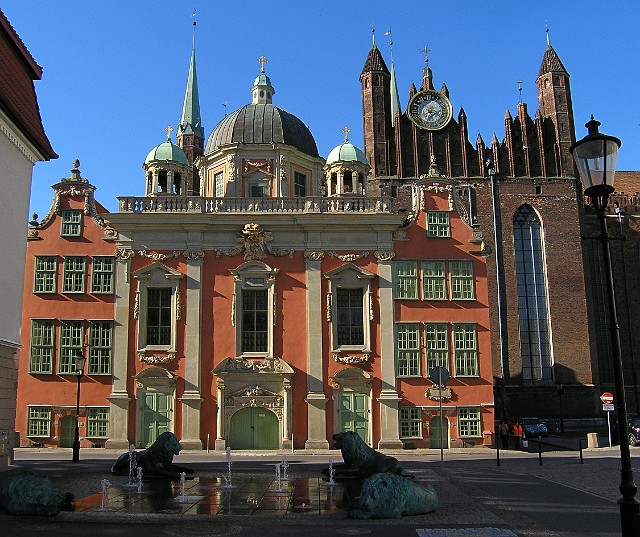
579,439,584,464
496,445,500,467
538,442,542,465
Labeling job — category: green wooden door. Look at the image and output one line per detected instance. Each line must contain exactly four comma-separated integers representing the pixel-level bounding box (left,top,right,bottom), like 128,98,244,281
141,392,170,447
229,407,279,450
338,393,369,444
59,415,75,448
429,416,448,449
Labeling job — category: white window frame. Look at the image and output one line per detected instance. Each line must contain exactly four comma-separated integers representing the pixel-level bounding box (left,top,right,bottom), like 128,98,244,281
230,261,279,358
27,406,51,437
34,256,57,293
449,260,475,300
325,264,375,353
458,407,481,437
134,263,183,353
60,209,82,237
214,171,224,197
399,407,423,439
393,260,418,300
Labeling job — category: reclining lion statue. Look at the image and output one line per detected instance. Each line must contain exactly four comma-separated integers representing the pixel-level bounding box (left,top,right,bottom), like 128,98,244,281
348,472,438,519
111,431,193,478
329,431,404,478
0,471,74,516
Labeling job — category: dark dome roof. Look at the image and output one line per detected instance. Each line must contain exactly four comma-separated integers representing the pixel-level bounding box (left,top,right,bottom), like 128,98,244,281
205,103,318,157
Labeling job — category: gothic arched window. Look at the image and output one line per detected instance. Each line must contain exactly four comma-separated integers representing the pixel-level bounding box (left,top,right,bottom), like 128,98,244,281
513,205,553,382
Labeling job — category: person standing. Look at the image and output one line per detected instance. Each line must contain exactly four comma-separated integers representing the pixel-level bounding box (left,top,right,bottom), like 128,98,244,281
498,419,510,449
513,420,524,450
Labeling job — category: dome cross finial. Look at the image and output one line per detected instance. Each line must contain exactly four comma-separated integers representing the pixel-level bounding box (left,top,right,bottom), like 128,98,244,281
342,126,350,143
258,55,269,73
165,124,173,141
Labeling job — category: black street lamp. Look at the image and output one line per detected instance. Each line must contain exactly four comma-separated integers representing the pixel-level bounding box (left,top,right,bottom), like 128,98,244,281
570,116,639,536
72,350,86,463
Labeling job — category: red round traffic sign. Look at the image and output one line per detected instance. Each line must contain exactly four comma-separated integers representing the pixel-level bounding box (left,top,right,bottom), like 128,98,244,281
601,392,614,404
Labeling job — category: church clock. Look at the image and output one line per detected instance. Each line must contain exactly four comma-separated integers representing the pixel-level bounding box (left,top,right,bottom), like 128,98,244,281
407,89,453,131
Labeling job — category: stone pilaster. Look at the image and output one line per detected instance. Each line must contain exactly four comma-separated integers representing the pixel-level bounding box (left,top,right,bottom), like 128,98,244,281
180,250,204,449
106,253,133,449
376,260,403,449
304,254,329,449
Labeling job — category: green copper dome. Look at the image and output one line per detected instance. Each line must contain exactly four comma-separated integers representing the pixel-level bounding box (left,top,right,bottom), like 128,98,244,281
253,73,272,87
326,142,368,165
144,141,189,166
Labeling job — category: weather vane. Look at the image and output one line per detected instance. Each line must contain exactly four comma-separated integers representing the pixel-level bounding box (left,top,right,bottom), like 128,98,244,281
517,80,523,104
384,28,394,62
371,22,375,46
222,101,228,117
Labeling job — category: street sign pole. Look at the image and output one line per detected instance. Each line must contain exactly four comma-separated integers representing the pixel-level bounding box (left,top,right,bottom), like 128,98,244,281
608,410,612,448
438,368,443,465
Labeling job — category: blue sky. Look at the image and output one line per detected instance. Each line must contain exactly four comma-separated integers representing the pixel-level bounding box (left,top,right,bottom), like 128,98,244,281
4,1,639,215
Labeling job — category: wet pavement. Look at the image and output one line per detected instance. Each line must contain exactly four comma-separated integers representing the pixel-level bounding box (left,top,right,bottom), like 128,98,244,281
75,475,352,517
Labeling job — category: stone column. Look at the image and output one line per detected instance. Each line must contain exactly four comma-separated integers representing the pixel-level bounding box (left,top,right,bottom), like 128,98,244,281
282,382,292,449
376,259,403,449
152,170,159,194
106,253,133,450
167,170,175,193
215,380,226,450
180,250,204,449
304,253,329,449
337,171,344,194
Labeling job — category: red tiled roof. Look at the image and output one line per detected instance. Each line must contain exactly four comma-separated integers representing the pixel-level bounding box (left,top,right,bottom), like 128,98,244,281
615,171,640,195
0,9,56,160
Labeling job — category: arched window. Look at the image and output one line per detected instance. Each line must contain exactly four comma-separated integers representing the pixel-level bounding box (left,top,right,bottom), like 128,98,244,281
513,205,553,382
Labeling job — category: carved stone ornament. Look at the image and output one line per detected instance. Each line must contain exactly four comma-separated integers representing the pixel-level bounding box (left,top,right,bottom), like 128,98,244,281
279,154,288,181
304,251,324,261
374,251,395,262
239,223,272,260
115,249,136,260
183,250,205,261
219,356,286,373
333,353,370,365
326,292,332,322
138,250,181,261
133,291,140,319
138,352,176,364
425,385,453,402
267,246,295,258
328,251,368,262
176,290,182,321
392,229,407,240
227,155,237,181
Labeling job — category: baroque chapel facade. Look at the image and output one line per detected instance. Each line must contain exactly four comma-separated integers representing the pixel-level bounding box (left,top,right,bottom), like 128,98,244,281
16,43,494,451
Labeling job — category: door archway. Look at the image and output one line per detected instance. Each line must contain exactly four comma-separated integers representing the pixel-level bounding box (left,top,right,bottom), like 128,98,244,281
429,415,449,449
59,415,75,448
229,407,279,450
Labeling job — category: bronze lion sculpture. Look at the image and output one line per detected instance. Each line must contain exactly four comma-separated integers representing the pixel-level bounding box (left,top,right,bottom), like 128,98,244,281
0,471,74,516
111,432,193,478
348,472,438,519
330,431,404,478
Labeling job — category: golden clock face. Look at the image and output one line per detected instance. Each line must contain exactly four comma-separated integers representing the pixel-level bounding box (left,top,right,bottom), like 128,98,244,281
407,90,453,130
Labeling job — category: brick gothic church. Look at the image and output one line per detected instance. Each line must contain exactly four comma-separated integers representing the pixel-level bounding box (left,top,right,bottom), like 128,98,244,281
14,33,640,452
360,40,640,425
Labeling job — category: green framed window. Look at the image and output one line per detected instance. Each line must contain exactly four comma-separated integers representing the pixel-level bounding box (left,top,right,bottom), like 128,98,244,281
58,320,84,374
91,257,114,294
34,256,57,293
399,407,422,438
450,260,474,300
27,406,50,437
393,261,418,299
294,171,307,197
458,407,481,437
147,287,172,346
426,211,450,237
88,321,112,375
424,323,448,375
86,408,110,438
453,323,478,376
336,288,364,346
60,210,82,236
62,256,86,293
422,260,446,300
396,323,421,377
241,289,269,352
29,319,55,373
214,171,224,197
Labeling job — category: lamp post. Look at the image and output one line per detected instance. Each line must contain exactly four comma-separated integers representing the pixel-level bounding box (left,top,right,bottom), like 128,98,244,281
72,350,86,463
570,116,639,536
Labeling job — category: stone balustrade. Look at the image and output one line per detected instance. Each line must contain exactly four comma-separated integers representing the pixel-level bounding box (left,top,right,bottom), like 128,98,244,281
117,196,394,214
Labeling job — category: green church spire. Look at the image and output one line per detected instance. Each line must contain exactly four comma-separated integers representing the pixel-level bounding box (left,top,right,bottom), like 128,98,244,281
177,18,203,139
